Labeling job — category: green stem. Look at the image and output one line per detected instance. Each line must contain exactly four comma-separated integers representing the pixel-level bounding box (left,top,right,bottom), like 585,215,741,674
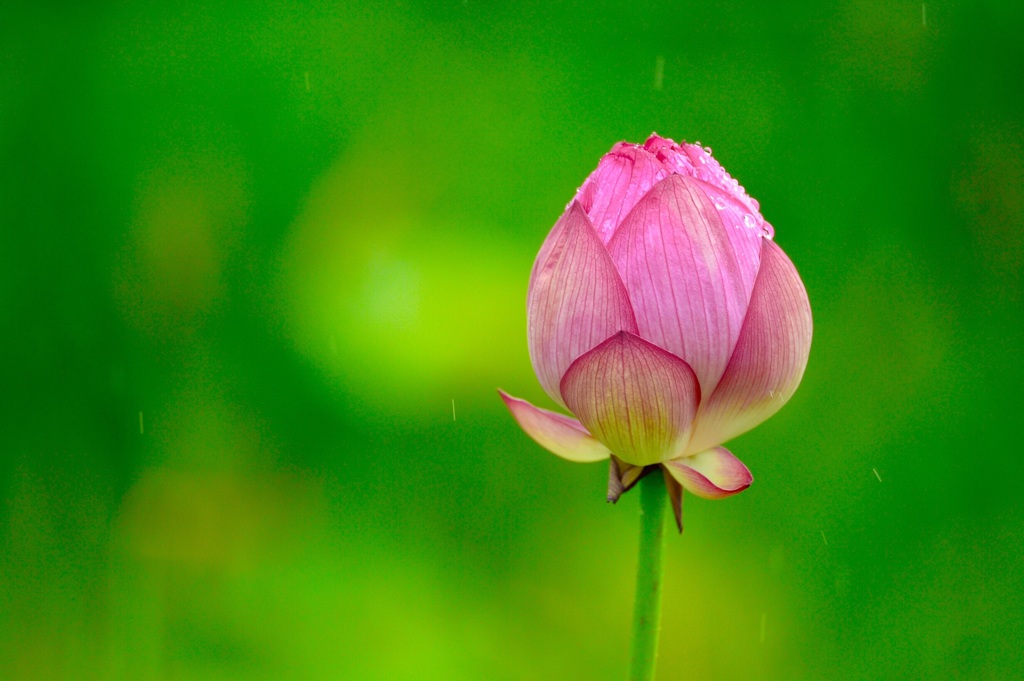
628,469,667,681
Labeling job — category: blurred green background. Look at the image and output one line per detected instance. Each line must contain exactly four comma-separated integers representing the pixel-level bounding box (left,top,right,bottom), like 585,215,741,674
2,1,1022,679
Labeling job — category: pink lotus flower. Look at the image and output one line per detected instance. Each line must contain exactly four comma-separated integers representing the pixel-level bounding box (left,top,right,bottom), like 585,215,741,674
499,134,812,528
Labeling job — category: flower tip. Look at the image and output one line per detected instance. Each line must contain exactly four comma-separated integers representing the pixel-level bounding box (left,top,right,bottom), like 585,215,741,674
565,199,588,217
643,132,676,151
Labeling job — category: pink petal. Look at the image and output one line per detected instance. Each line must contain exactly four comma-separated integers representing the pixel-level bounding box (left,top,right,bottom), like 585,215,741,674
607,173,760,396
663,447,752,499
573,142,671,244
559,331,700,467
641,134,767,297
528,202,638,408
498,390,611,463
691,181,765,299
687,239,812,453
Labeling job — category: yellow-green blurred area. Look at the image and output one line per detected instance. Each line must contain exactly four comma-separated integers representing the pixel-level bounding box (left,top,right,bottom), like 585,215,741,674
2,0,1022,679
